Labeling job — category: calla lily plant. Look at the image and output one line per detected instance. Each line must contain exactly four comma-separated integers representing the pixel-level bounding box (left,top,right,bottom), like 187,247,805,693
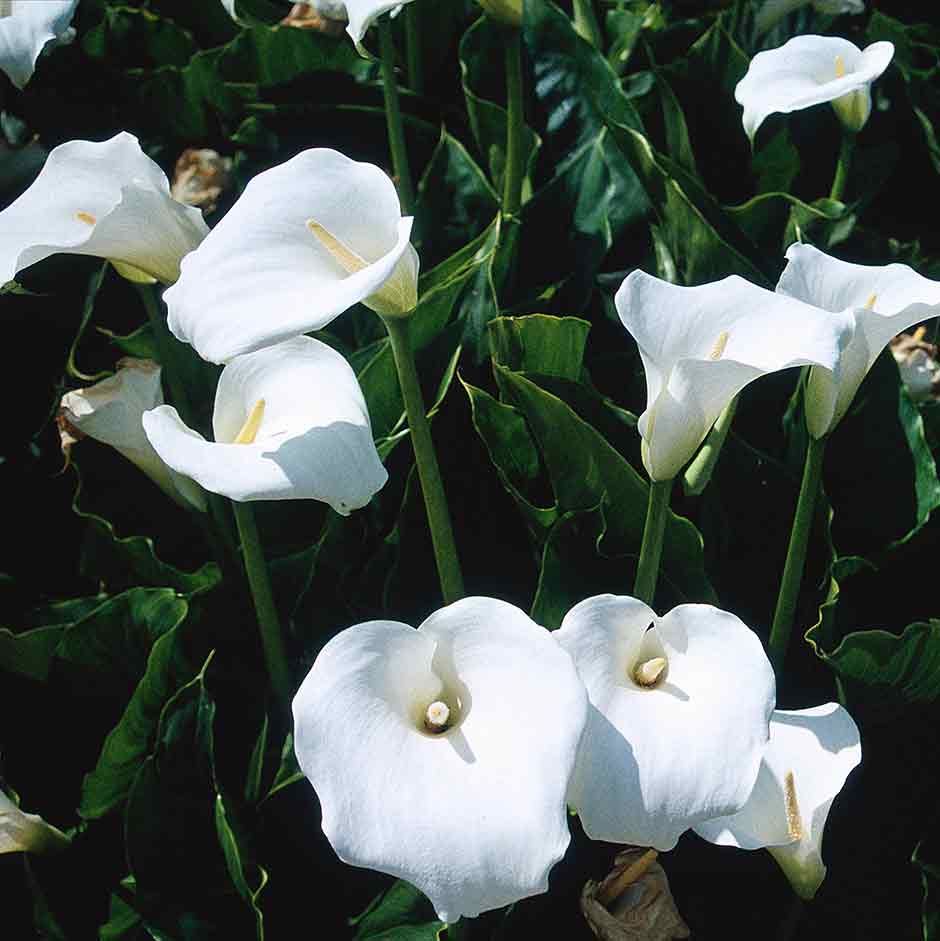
165,147,418,364
615,269,855,482
735,35,894,139
142,336,387,514
695,703,861,899
776,243,940,438
0,0,78,89
555,594,776,850
59,358,206,512
292,596,588,923
0,132,209,286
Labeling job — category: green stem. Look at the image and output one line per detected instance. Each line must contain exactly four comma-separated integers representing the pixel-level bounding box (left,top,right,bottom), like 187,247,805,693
378,17,415,214
134,282,195,427
572,0,603,48
768,434,828,673
502,27,525,217
828,131,855,202
682,397,738,497
633,478,672,605
404,3,423,94
382,315,464,604
232,501,292,706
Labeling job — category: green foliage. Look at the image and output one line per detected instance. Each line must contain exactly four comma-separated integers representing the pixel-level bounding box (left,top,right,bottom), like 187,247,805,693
4,0,940,938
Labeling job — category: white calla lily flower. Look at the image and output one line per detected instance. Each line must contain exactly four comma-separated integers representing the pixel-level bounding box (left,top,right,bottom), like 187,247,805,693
293,597,588,923
143,336,387,514
555,595,776,851
59,358,206,512
735,35,894,140
0,132,209,286
1,789,69,854
615,270,856,481
165,148,418,365
0,0,78,90
776,243,940,438
694,703,861,899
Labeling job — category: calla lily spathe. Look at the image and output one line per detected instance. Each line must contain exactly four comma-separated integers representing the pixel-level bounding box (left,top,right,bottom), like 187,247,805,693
59,358,206,512
555,595,776,851
0,132,209,286
615,270,855,481
776,243,940,438
142,336,387,514
1,789,69,854
735,35,894,139
292,597,588,923
344,1,417,51
694,703,861,899
0,0,78,89
165,148,418,364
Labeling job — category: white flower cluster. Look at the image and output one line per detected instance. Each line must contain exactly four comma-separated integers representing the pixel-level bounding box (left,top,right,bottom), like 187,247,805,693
291,593,860,922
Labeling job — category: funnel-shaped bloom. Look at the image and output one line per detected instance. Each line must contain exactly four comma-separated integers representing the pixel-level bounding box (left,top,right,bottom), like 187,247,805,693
0,1,78,89
0,132,209,285
292,597,588,923
59,358,206,512
1,789,69,854
735,36,894,139
165,148,418,364
776,243,940,437
555,595,775,851
143,336,387,513
615,270,855,481
694,703,861,899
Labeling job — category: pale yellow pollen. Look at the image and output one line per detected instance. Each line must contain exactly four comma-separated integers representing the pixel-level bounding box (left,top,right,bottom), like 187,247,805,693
834,55,846,79
233,399,266,445
864,293,877,310
424,700,450,732
784,770,804,841
709,331,730,361
307,220,368,275
633,656,667,688
76,211,97,226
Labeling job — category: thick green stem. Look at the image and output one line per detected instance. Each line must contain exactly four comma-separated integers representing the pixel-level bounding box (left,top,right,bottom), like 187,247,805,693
828,131,855,202
502,27,525,217
232,501,292,706
768,434,828,673
683,397,738,497
378,17,415,214
134,282,195,427
633,478,672,605
382,316,464,604
404,3,423,94
572,0,603,48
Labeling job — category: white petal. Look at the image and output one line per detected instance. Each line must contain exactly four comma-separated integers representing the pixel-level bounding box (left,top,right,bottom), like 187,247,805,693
0,1,77,89
735,36,894,140
694,703,861,899
615,271,855,480
143,336,387,512
293,598,587,923
344,0,413,48
0,790,69,854
60,359,205,511
165,148,417,364
778,243,940,436
557,596,775,850
0,132,208,284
